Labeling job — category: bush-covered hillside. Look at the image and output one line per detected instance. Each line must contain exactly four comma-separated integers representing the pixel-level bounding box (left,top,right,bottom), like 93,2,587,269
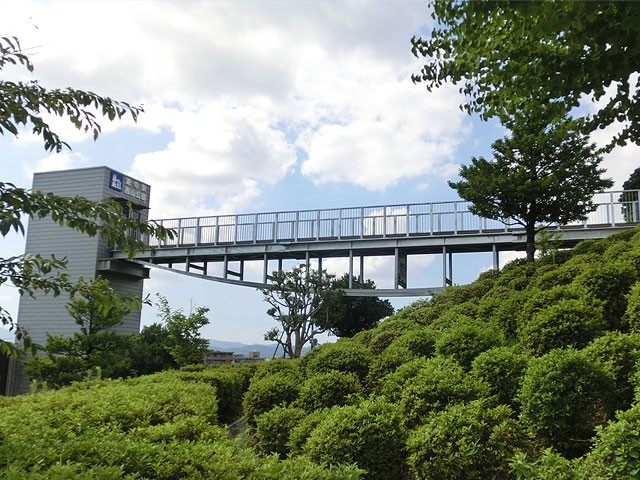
2,226,640,479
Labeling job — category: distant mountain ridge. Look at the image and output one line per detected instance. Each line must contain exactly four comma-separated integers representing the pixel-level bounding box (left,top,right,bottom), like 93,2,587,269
207,339,309,358
208,340,278,358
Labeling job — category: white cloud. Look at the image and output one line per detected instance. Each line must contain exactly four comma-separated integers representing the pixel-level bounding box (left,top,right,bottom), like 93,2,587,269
3,0,466,208
130,100,296,217
296,53,466,190
24,151,89,177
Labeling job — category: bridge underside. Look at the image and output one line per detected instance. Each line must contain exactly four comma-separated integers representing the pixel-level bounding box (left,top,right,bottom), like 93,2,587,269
105,224,634,297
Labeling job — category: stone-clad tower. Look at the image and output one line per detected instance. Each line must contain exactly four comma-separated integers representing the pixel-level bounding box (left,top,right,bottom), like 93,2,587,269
7,166,151,394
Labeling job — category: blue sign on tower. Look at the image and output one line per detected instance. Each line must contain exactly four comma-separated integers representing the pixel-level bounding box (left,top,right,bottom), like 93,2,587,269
109,171,124,192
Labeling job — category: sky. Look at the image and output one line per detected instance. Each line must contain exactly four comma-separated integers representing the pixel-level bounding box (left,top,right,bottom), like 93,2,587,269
1,0,638,345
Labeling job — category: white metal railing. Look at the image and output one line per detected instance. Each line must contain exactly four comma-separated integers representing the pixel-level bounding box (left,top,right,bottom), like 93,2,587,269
145,190,640,248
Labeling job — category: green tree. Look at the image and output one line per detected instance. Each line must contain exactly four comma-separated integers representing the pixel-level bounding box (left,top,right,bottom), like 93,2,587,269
449,108,612,262
155,295,210,367
412,1,640,148
261,264,335,358
25,277,138,388
129,323,177,375
315,274,394,337
0,36,173,356
620,167,640,222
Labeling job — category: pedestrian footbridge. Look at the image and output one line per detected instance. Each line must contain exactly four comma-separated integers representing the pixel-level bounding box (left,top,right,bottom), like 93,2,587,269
105,190,639,297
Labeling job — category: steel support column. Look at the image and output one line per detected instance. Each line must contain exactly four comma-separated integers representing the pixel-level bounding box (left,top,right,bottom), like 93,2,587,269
263,253,268,284
348,249,353,288
394,248,399,289
442,246,446,287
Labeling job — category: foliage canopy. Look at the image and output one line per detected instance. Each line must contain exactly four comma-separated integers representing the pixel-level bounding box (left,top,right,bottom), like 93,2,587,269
449,107,612,262
412,1,640,148
315,274,394,338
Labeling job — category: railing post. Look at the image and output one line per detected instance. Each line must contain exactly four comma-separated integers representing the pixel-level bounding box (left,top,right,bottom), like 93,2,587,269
178,218,183,245
406,205,410,236
454,202,458,234
273,213,278,242
360,207,365,238
295,211,299,241
316,209,320,241
253,214,258,243
338,209,342,239
429,203,433,235
610,192,615,227
383,207,387,238
234,215,239,244
214,216,220,245
195,217,201,246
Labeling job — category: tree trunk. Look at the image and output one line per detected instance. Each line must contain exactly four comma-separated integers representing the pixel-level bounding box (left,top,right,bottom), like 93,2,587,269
525,224,536,263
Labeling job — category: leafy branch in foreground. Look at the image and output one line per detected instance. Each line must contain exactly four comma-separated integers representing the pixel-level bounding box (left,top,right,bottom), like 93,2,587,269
0,35,173,356
1,35,143,152
412,1,640,149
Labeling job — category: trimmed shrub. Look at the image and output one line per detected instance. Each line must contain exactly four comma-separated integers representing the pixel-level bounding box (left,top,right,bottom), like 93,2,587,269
475,287,527,339
571,240,607,256
366,345,416,391
426,310,474,336
574,260,638,328
471,346,529,409
517,284,586,328
176,364,255,423
350,328,376,347
578,402,640,479
435,320,504,369
297,371,363,412
407,400,534,480
509,449,579,480
493,257,533,291
378,357,430,402
367,318,419,354
387,327,437,357
0,373,364,480
303,399,407,480
251,358,301,381
242,371,302,424
399,356,490,426
625,281,640,332
304,339,372,381
532,260,587,290
253,406,308,458
288,408,328,455
519,298,607,356
393,298,437,324
430,281,494,313
519,348,616,458
584,331,640,411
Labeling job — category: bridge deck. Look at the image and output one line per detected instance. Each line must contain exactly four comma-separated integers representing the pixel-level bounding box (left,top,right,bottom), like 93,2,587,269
107,190,639,295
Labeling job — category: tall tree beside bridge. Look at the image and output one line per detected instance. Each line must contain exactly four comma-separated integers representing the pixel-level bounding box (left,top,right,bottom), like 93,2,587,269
262,264,334,358
315,274,394,338
449,106,613,263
